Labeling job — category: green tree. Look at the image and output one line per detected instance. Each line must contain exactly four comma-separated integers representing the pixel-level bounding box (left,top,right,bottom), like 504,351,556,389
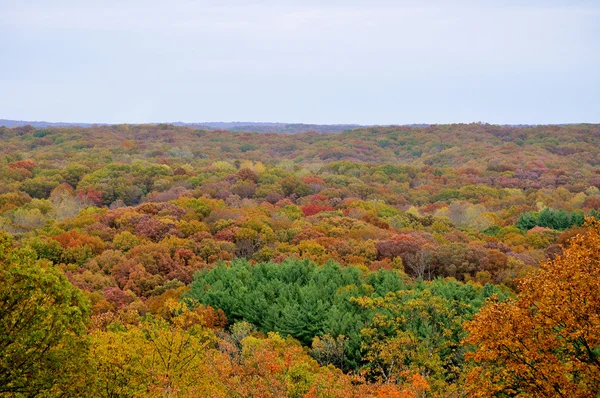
0,232,90,396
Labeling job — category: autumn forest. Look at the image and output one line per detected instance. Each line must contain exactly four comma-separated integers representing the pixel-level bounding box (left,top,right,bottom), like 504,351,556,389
1,123,600,397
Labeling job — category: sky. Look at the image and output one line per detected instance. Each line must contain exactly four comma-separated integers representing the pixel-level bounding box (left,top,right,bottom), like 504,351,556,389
0,0,598,125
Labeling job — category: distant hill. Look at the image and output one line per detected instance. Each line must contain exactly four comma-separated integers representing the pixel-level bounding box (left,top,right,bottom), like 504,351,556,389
0,119,366,133
0,119,433,134
176,122,367,133
0,119,101,128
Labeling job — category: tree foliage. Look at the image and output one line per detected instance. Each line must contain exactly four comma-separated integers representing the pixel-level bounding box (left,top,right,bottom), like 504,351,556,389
0,231,90,396
2,123,600,395
465,219,600,396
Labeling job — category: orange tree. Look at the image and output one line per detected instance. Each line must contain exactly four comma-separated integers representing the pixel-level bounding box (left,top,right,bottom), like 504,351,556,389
464,219,600,397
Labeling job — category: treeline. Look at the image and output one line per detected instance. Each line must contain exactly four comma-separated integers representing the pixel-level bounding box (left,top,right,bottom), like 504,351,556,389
2,123,600,179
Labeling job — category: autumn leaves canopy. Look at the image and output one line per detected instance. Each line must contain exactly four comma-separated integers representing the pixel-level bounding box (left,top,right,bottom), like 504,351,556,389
2,123,600,396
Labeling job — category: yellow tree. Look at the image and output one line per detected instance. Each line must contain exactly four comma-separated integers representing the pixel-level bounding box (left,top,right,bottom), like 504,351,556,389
353,289,465,395
465,219,600,397
78,301,223,397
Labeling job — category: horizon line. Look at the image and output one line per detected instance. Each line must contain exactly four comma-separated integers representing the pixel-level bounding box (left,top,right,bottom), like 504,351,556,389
2,118,598,128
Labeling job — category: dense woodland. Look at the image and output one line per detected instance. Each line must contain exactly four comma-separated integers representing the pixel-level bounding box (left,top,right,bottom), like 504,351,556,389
1,123,600,397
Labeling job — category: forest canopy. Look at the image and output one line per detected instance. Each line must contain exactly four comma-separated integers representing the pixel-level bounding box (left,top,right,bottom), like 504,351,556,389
1,123,599,396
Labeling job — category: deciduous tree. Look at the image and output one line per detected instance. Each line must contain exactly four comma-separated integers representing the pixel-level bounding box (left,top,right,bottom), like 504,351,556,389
465,220,600,397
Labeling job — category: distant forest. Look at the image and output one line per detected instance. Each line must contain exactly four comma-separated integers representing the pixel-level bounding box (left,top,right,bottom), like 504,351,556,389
1,119,373,133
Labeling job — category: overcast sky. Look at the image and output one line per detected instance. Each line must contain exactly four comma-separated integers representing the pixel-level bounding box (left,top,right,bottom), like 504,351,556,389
1,0,598,125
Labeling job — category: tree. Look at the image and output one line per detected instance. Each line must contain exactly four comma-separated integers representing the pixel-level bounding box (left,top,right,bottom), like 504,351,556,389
465,219,600,397
0,231,90,396
238,167,259,183
49,182,89,220
79,303,219,397
311,334,348,371
20,176,61,199
231,181,257,199
301,204,334,216
356,290,457,393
